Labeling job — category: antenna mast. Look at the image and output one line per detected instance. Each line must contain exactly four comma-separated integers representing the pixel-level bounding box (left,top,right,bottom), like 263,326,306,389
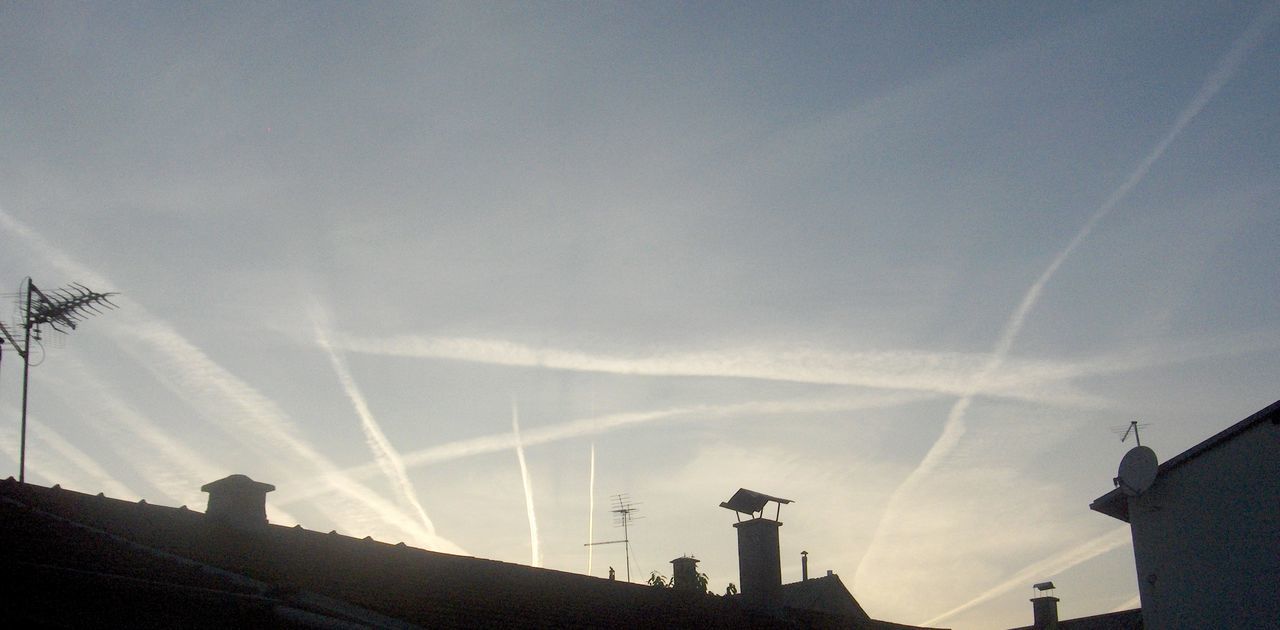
583,493,642,582
1120,420,1149,447
0,278,118,483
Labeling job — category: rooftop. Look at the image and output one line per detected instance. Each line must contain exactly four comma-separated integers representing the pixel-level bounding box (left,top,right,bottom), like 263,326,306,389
1090,399,1280,522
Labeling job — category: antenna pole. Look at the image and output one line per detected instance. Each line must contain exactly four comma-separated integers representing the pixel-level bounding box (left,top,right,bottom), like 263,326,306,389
622,500,631,582
1,277,118,483
585,493,639,582
19,278,32,483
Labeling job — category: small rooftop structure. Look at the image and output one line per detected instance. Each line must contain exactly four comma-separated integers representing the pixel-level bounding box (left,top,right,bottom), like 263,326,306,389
200,473,275,530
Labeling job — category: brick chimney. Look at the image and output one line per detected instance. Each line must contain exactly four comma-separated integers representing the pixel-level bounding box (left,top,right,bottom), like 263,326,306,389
1031,596,1060,629
670,556,701,594
1030,581,1059,630
201,474,275,530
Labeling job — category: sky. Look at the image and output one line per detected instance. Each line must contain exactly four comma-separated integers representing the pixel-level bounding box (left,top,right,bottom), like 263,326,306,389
1,2,1278,628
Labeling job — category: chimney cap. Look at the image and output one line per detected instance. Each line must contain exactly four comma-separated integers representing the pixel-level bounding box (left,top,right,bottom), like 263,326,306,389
719,488,792,518
1033,581,1056,592
201,474,275,494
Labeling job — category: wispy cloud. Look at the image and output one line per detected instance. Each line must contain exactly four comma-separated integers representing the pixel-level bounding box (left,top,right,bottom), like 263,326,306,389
920,527,1131,627
857,7,1276,588
512,400,541,567
312,302,438,537
0,207,463,553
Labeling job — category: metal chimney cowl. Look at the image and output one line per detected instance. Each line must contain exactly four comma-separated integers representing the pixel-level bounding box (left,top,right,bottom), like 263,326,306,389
201,474,275,530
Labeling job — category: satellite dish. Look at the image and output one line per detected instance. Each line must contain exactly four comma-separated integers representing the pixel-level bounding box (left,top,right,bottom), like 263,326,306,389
1117,446,1158,496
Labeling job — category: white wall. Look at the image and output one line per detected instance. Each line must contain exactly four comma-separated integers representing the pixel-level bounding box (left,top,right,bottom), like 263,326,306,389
1126,419,1280,629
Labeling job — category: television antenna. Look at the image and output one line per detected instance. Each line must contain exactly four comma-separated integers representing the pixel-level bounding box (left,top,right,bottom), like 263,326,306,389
0,278,117,483
583,493,642,582
1111,421,1151,447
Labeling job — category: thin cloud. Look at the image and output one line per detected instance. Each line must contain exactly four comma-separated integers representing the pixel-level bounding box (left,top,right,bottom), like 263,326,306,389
512,400,541,567
857,7,1277,589
312,303,438,537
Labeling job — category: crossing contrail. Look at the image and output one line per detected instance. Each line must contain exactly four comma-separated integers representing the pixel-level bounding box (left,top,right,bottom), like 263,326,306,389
512,400,541,567
277,390,932,504
313,304,438,537
857,3,1280,590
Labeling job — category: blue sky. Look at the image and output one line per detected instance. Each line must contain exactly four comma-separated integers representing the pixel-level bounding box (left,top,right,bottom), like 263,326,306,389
2,2,1278,627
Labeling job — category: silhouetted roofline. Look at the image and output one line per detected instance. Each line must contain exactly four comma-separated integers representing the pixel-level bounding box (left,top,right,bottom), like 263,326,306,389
1007,607,1142,630
1091,400,1280,522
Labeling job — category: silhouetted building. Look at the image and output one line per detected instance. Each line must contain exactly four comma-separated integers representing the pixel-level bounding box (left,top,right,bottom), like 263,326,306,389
1089,400,1280,629
719,488,945,630
1,475,944,629
671,555,702,594
1007,583,1142,630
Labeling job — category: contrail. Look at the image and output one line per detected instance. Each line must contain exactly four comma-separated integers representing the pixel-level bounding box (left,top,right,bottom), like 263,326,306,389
312,304,437,536
278,327,1280,506
1112,594,1141,613
0,408,138,500
0,207,464,553
277,390,932,504
48,354,305,521
587,442,596,575
857,6,1278,588
331,333,1097,406
920,527,1131,627
512,400,541,567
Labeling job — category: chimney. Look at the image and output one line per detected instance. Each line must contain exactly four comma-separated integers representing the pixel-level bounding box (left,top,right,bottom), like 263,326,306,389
670,556,701,594
1031,582,1059,630
719,488,793,608
801,550,809,581
201,474,275,530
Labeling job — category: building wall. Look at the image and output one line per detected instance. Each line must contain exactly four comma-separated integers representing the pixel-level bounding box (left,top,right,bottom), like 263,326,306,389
1126,419,1279,629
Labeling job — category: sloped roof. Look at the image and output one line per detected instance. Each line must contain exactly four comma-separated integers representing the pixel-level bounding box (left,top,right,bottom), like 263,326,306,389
780,574,871,620
0,479,871,629
1091,399,1280,522
772,574,947,630
1007,607,1143,630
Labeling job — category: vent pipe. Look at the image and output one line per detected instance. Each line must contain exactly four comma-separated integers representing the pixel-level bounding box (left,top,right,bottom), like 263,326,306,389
801,550,809,581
